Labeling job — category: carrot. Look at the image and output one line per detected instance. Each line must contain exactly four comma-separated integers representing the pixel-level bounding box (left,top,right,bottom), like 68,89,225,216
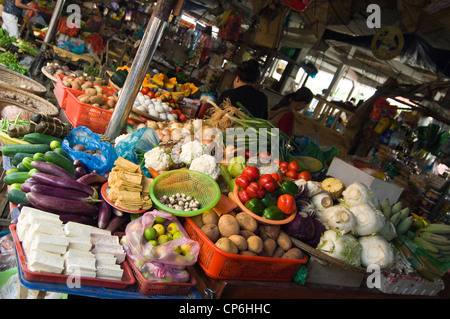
147,166,160,178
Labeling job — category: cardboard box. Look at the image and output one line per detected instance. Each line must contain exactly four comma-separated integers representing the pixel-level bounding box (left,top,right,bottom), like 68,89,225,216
327,158,404,203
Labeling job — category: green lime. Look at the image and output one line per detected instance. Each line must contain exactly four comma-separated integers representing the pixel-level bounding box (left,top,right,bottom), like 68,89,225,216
154,216,166,224
144,227,157,241
172,231,183,240
148,240,158,246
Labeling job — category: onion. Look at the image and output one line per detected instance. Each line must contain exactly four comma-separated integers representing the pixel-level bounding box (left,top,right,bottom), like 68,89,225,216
161,128,170,136
157,122,166,129
161,135,171,143
146,120,158,130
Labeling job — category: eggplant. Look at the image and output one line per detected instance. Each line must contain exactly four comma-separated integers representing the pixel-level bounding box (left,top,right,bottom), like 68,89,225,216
30,184,100,203
58,213,95,225
97,198,112,229
106,215,129,233
20,181,39,193
74,166,88,179
113,208,124,217
77,172,107,185
26,192,99,216
30,171,96,197
30,160,74,180
73,159,89,172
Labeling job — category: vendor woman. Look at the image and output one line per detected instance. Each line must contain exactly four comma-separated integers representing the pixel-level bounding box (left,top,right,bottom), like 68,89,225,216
217,59,268,120
85,5,105,34
268,87,313,136
2,0,39,38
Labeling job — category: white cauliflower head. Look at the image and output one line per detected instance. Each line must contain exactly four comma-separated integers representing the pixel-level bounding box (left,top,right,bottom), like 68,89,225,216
144,147,172,172
179,140,209,165
189,154,220,180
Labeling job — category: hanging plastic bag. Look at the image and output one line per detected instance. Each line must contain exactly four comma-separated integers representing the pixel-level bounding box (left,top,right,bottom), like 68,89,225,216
114,127,159,165
62,126,117,175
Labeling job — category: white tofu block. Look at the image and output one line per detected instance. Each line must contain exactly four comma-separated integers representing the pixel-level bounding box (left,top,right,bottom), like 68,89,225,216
29,222,65,236
90,233,120,245
16,221,30,241
68,237,92,251
65,257,97,271
64,222,110,238
27,249,64,274
96,266,123,279
96,257,117,267
65,265,96,278
29,240,67,255
64,249,95,259
91,248,126,264
32,234,69,247
96,276,123,281
19,207,61,222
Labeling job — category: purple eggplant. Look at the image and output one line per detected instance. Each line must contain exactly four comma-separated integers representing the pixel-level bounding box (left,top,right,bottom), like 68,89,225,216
21,181,39,193
73,159,89,171
74,166,88,179
77,172,107,185
30,184,100,203
26,192,98,216
58,214,95,225
113,208,124,217
106,215,129,233
97,198,112,229
30,171,96,197
30,160,74,180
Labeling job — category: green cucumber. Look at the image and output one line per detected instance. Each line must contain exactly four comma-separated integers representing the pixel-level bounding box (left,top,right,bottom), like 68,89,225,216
50,140,62,150
53,147,72,160
2,144,51,157
12,152,35,166
22,157,34,170
22,133,63,145
17,162,29,172
44,151,75,175
7,189,30,205
32,152,46,162
3,171,30,185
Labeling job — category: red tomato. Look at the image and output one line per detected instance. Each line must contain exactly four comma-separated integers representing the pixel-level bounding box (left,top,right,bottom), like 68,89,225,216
270,173,282,184
147,91,155,99
242,166,260,181
279,161,288,173
288,161,300,173
297,171,312,181
285,170,298,179
141,87,150,95
178,113,187,122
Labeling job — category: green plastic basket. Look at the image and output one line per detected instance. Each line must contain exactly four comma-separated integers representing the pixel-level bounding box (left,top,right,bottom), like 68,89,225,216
149,169,221,217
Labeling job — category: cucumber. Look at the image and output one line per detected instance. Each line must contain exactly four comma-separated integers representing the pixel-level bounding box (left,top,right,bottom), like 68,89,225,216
7,189,30,205
17,162,29,172
53,147,72,160
50,140,62,150
22,157,34,170
2,144,51,157
3,171,30,185
12,152,35,166
22,133,63,145
44,151,75,175
32,152,46,162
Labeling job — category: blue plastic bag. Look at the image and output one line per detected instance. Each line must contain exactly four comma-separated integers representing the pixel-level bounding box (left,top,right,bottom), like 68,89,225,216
62,127,117,175
114,127,159,164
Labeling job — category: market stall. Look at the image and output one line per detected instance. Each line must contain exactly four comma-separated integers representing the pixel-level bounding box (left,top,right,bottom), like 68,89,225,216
0,0,449,302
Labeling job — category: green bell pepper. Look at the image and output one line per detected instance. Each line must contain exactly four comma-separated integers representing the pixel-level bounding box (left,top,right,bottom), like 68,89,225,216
261,192,277,208
262,206,283,220
244,198,265,215
278,180,299,197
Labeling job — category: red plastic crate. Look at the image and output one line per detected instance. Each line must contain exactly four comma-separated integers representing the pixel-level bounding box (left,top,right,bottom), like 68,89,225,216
184,217,307,281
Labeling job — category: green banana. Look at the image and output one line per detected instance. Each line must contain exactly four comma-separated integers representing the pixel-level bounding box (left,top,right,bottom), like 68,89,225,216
398,207,410,221
396,216,414,234
414,236,439,254
391,201,402,215
432,242,450,252
413,219,425,230
419,231,450,245
382,205,392,218
390,211,402,227
406,230,415,240
420,223,450,235
381,198,390,210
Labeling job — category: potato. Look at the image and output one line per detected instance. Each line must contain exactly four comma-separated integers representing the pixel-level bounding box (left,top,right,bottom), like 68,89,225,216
276,231,292,251
215,237,238,254
259,225,281,240
92,103,100,108
81,81,93,90
201,224,220,242
71,81,81,91
191,215,204,228
263,238,277,257
84,88,97,96
239,230,256,239
247,235,263,254
282,248,304,260
228,235,248,251
239,250,257,256
235,212,258,233
273,247,285,259
202,210,219,225
62,80,71,87
107,99,116,108
89,95,105,105
218,214,240,237
78,94,90,104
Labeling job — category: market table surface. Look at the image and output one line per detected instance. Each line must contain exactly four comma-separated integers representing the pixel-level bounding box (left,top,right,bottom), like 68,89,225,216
188,264,449,299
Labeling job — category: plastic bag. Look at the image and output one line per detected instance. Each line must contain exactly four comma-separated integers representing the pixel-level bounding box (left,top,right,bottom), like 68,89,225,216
62,126,117,175
294,134,339,167
121,210,199,283
114,127,159,165
0,233,17,271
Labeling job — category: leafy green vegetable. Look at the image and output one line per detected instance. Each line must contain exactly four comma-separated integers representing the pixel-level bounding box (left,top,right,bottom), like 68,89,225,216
0,52,28,75
0,29,17,47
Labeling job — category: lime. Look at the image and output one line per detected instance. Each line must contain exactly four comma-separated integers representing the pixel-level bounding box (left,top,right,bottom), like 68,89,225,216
167,222,178,235
154,216,166,224
148,240,158,246
172,231,183,240
157,234,170,245
144,227,157,241
153,223,165,236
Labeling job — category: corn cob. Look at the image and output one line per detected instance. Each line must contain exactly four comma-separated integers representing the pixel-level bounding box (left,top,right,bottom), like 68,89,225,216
420,223,450,235
419,231,450,245
396,216,414,234
414,236,439,254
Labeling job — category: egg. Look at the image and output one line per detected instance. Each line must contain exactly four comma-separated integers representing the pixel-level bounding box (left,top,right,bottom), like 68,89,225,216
162,103,169,111
167,114,175,121
159,113,167,120
149,109,159,118
155,104,164,113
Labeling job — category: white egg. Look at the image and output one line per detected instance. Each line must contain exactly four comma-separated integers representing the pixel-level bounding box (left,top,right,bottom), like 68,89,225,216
159,113,167,120
162,103,169,111
147,102,155,110
155,104,164,113
149,109,159,117
167,114,175,121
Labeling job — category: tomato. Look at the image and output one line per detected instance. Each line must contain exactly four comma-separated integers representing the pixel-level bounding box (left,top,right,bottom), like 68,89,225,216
277,194,296,215
279,161,288,173
238,190,251,204
235,174,250,190
270,173,282,184
242,166,260,181
258,174,278,193
288,161,300,173
141,87,149,95
178,113,187,122
246,182,265,199
297,171,312,181
147,91,155,99
285,170,298,179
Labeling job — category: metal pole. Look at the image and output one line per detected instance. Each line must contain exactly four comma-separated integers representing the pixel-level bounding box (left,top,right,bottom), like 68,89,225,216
43,0,65,46
104,0,177,140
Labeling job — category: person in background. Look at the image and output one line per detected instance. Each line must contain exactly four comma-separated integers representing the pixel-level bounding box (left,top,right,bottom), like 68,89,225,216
2,0,39,38
217,59,268,119
86,5,105,34
268,86,314,136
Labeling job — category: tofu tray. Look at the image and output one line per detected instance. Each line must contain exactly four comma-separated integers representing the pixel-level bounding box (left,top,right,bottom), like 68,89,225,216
9,224,136,289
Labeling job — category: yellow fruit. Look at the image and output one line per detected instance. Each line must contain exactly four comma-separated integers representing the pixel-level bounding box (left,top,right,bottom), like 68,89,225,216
153,224,165,237
180,244,191,256
157,234,171,245
172,231,183,240
167,222,179,235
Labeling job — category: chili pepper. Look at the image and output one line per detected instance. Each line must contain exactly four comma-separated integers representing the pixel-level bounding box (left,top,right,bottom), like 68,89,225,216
242,166,260,181
277,194,296,215
278,180,299,197
261,192,277,208
244,198,265,215
246,182,265,199
235,174,250,190
262,206,283,220
238,189,251,204
258,174,278,193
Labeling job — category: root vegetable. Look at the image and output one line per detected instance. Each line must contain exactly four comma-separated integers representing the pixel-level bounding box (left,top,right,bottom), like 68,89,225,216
282,248,304,260
228,235,248,251
276,231,292,251
218,214,240,237
201,224,220,242
273,247,285,259
202,210,219,225
247,235,263,254
263,238,277,257
215,237,238,254
240,250,257,256
84,88,97,96
191,215,204,228
236,212,258,233
258,225,281,240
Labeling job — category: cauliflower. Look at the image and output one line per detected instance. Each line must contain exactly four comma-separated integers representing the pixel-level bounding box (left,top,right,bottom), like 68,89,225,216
189,154,220,180
179,140,209,165
144,147,172,172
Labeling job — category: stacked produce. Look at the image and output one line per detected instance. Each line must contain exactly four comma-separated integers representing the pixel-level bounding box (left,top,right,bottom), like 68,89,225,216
148,73,199,98
132,91,179,121
43,62,102,82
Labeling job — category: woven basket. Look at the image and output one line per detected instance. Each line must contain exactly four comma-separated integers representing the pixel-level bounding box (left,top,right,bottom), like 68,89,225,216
41,66,57,84
0,67,47,96
0,82,59,116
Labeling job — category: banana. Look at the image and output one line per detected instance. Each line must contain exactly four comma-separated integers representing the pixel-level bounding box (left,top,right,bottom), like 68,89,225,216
414,236,439,254
391,202,402,215
406,230,415,240
398,207,410,221
390,211,402,227
432,242,450,252
419,231,450,245
420,223,450,235
396,216,414,234
382,205,392,218
381,198,390,211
